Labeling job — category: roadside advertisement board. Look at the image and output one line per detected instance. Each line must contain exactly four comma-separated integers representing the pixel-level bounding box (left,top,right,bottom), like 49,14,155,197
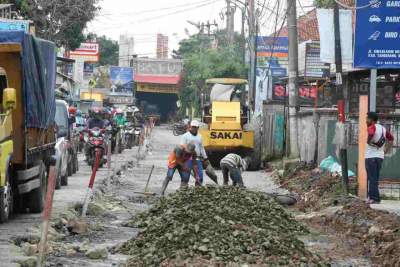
69,43,100,62
109,66,134,94
0,19,29,33
257,37,288,58
304,42,330,78
354,0,400,68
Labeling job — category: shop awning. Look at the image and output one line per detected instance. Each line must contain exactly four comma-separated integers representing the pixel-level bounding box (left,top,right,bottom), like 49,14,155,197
135,74,181,85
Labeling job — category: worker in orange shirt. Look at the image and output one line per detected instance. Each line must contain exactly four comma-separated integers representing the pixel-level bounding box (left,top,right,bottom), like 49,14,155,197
160,143,199,195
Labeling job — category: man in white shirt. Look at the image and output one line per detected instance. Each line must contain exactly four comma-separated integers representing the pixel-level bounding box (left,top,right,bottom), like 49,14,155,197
180,120,209,185
365,112,394,204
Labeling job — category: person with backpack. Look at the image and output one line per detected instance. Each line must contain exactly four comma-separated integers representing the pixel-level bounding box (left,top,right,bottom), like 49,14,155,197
365,112,394,204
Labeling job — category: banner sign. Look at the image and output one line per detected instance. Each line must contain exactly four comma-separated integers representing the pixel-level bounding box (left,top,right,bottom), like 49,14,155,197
256,37,288,58
136,83,179,94
304,42,330,78
69,43,99,62
110,66,134,93
0,19,29,33
354,0,400,68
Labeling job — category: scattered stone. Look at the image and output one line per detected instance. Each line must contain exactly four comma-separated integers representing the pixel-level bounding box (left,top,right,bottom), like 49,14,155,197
14,257,36,267
66,249,77,257
21,242,37,256
87,201,107,216
85,247,108,260
67,218,88,234
368,225,382,235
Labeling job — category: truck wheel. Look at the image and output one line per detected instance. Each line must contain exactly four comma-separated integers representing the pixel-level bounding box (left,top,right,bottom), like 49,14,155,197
61,173,68,186
55,168,62,190
27,163,46,213
67,154,73,177
0,179,13,223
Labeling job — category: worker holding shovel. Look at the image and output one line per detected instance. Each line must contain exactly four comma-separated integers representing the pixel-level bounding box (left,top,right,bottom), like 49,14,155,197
160,143,200,195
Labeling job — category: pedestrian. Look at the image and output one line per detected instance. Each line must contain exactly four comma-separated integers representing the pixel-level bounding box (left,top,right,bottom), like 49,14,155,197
181,120,218,184
220,153,251,187
160,143,200,195
365,112,394,204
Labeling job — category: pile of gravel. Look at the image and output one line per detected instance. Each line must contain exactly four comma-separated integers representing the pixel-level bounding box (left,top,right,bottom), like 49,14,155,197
120,186,323,266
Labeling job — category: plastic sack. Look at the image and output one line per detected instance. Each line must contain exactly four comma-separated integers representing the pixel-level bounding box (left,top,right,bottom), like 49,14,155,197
319,156,355,177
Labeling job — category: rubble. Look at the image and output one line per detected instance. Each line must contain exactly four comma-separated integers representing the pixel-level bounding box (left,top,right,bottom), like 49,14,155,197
120,186,324,266
85,246,109,260
308,200,400,267
276,167,357,211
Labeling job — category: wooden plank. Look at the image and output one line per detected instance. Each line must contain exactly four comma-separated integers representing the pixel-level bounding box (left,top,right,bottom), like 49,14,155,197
358,95,368,199
0,44,22,53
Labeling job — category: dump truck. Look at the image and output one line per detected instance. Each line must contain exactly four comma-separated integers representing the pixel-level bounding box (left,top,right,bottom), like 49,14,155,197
0,31,56,222
199,78,261,170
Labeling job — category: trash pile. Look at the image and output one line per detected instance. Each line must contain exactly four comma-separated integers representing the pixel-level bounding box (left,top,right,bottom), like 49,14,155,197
120,186,324,266
278,166,357,211
309,200,400,267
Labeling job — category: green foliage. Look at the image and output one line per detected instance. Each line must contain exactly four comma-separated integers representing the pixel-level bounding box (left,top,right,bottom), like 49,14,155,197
314,0,336,8
177,30,247,116
87,33,119,66
1,0,100,50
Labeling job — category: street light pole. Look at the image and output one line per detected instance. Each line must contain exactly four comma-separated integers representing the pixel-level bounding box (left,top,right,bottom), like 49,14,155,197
287,0,299,158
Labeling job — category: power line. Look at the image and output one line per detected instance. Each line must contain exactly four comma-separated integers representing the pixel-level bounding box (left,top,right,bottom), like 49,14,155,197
94,0,222,31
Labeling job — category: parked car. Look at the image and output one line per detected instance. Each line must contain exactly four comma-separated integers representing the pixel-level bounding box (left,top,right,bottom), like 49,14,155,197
54,100,71,189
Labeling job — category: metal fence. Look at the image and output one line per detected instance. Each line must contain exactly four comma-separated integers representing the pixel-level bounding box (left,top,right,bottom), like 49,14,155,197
347,121,400,148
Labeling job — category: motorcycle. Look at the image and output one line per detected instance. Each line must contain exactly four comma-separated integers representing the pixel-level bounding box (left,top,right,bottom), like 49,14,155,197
124,123,134,149
85,127,107,170
113,125,125,154
75,126,86,152
173,121,187,136
133,125,142,146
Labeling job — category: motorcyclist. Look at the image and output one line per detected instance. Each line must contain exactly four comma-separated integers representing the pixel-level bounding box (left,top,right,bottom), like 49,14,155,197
87,107,106,129
114,109,127,126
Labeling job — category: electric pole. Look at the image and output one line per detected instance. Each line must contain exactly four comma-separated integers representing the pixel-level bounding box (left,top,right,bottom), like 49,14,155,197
226,0,235,44
248,0,255,111
287,0,299,158
334,3,349,195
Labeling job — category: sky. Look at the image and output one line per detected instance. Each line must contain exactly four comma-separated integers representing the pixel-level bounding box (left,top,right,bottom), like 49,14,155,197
87,0,314,57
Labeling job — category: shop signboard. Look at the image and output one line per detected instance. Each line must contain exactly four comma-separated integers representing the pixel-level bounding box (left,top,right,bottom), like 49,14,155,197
354,0,400,68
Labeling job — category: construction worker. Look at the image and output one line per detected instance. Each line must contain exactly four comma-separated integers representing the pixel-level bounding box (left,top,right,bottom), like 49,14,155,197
160,143,199,195
220,154,251,187
181,120,218,184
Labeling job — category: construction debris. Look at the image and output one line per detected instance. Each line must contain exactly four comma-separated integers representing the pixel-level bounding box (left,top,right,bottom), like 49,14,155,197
120,186,324,266
277,167,357,211
308,200,400,267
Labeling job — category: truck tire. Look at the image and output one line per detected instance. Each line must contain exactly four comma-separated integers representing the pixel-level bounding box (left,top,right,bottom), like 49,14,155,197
0,179,13,223
61,173,68,186
55,168,62,190
245,117,262,171
27,163,46,213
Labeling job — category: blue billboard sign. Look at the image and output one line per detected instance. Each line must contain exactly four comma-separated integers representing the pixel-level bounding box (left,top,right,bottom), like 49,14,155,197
256,37,289,57
110,67,134,93
354,0,400,68
0,19,29,33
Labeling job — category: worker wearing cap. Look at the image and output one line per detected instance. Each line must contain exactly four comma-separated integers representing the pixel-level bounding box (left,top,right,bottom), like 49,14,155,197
180,120,210,184
220,154,251,187
160,143,200,195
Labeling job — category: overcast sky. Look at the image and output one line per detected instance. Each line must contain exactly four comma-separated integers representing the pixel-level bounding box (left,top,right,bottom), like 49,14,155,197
87,0,314,57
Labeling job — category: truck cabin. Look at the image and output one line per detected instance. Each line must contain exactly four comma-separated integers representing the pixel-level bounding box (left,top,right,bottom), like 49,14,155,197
202,78,249,127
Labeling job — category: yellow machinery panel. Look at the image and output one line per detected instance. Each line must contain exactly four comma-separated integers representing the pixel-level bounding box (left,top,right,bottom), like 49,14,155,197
211,101,241,131
199,129,254,150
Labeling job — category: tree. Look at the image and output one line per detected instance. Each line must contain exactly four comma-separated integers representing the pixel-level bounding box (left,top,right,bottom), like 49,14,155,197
177,31,247,116
1,0,100,50
86,33,119,66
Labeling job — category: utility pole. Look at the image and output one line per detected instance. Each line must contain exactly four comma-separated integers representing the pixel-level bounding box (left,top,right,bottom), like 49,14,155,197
241,6,246,63
248,0,255,111
226,0,235,44
334,3,349,195
286,0,299,158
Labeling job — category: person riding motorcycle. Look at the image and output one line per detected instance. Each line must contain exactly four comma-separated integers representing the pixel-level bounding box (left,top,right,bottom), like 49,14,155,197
87,107,106,129
114,109,127,126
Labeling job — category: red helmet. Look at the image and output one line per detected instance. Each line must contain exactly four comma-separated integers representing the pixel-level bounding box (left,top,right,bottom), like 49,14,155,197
68,106,77,115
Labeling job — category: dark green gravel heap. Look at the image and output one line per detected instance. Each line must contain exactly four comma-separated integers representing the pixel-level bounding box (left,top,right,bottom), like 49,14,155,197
120,186,324,266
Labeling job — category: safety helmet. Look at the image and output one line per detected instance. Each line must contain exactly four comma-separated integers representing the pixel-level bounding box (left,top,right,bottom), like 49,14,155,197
116,108,123,114
68,106,77,115
91,107,101,114
76,110,82,116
